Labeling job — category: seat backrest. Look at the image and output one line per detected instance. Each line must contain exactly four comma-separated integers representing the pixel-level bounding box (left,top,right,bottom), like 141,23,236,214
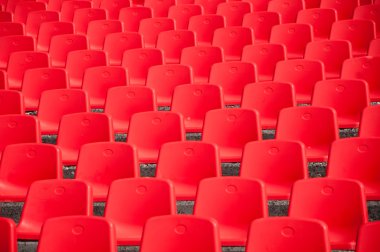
246,217,330,252
100,0,130,19
49,34,88,67
241,82,296,129
87,20,123,50
140,215,222,252
0,217,17,252
118,7,152,32
37,216,117,252
188,14,225,45
267,0,305,23
320,0,359,20
144,0,175,17
356,222,380,252
354,4,380,37
194,0,224,14
104,32,142,66
60,0,92,22
37,21,74,52
242,11,280,43
168,4,203,30
296,8,337,40
216,1,251,26
0,90,24,115
73,8,107,34
14,1,46,23
25,10,59,38
138,17,175,48
0,22,24,37
0,11,13,22
0,35,34,69
359,106,380,137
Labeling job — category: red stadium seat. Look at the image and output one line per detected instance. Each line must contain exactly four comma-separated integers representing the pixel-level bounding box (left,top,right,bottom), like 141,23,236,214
241,140,308,200
276,107,339,162
168,4,203,29
66,50,107,88
73,8,107,34
242,11,280,43
140,215,222,252
14,1,46,23
36,21,74,51
144,0,175,17
181,46,223,83
0,11,12,22
267,0,305,23
297,8,337,40
49,34,88,68
37,216,117,252
202,108,261,162
105,178,176,245
104,86,156,133
368,39,380,57
56,112,114,165
17,179,92,240
0,90,24,115
138,17,175,48
312,79,370,128
194,177,268,246
270,23,313,59
104,32,142,66
100,0,130,19
242,0,269,11
289,178,368,250
75,142,138,201
354,4,380,38
122,48,163,85
0,35,34,69
356,222,380,252
38,89,90,134
188,14,225,46
241,43,286,81
359,106,380,137
82,66,128,109
216,1,251,26
171,84,224,132
194,0,224,14
241,82,296,129
25,10,59,38
60,1,92,22
320,0,358,20
118,7,152,32
209,62,257,105
0,22,24,37
156,141,221,200
87,20,123,50
146,64,192,106
212,27,253,61
246,217,330,252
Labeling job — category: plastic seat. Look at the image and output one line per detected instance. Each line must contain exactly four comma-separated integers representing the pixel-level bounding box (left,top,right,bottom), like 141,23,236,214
0,11,12,22
270,23,313,59
100,0,130,19
273,59,325,104
14,1,46,23
276,107,339,162
0,217,17,252
73,8,107,34
354,4,380,38
304,40,351,79
188,14,225,46
87,20,122,50
216,2,251,26
38,89,89,134
104,86,156,133
82,66,128,109
36,21,74,51
168,4,203,30
242,11,280,43
180,46,223,83
156,30,196,64
66,50,107,88
241,0,269,11
138,17,175,48
22,68,68,111
330,20,376,57
104,32,142,66
146,64,192,106
0,22,24,37
140,215,221,252
144,0,175,17
241,82,296,129
127,111,185,163
267,0,305,23
17,179,92,240
194,0,224,14
25,10,59,38
356,222,380,252
0,143,61,201
241,140,307,200
327,137,380,200
56,112,114,165
122,48,163,85
156,141,220,200
359,106,380,137
368,39,380,57
246,217,330,252
0,35,34,69
320,0,358,20
8,51,49,90
312,79,370,128
212,27,253,61
104,178,175,245
75,142,138,201
60,0,92,22
0,90,24,115
341,56,380,102
297,8,337,40
118,7,152,32
171,84,223,132
209,62,257,105
194,177,268,246
49,34,88,68
289,178,368,250
47,0,74,11
37,216,117,252
202,108,261,162
241,43,286,81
